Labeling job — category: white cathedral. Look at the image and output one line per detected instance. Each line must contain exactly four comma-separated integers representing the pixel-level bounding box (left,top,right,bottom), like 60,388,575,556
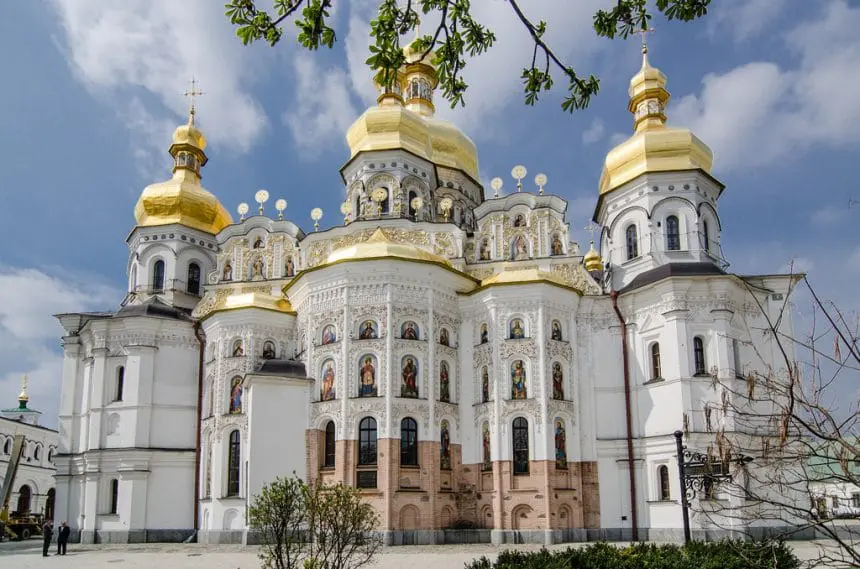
53,43,796,545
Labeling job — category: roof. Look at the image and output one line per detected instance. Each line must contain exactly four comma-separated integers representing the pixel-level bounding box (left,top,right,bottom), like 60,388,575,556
115,297,194,321
619,262,726,294
257,359,307,377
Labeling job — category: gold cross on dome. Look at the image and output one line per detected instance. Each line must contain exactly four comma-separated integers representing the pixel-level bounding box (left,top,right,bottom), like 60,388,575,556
584,222,599,240
633,26,655,52
183,77,205,118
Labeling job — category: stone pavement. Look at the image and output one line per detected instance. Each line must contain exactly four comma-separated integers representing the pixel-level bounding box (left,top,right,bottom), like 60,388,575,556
0,539,845,568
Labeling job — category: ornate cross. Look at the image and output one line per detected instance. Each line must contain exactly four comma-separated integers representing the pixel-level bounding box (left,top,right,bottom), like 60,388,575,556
183,77,205,117
634,27,655,52
584,222,599,241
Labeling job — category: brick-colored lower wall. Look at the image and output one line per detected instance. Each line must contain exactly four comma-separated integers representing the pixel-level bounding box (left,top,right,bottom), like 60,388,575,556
305,429,599,531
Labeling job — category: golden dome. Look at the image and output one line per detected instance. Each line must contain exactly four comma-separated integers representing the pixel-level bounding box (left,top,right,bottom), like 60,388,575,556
326,227,451,266
583,242,603,272
599,47,713,195
346,103,434,164
222,292,294,314
427,118,480,179
134,111,233,235
480,267,580,293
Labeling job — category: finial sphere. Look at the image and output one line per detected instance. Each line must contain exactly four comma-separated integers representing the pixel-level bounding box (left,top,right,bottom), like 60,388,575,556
511,165,527,180
311,207,323,221
237,203,249,216
490,177,503,191
255,189,270,204
275,199,287,211
340,202,352,215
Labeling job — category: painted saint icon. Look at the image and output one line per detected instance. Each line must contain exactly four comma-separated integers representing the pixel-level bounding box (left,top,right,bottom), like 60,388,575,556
229,376,243,414
551,234,564,256
440,420,451,470
285,257,295,277
511,360,527,399
439,361,450,402
359,355,377,397
401,356,418,398
232,340,244,358
481,366,490,403
482,422,491,470
555,419,568,469
321,325,337,345
439,328,450,346
509,318,525,340
222,262,233,281
551,320,563,341
359,320,378,340
401,321,419,340
511,235,529,261
262,341,276,359
252,257,264,278
552,362,564,400
320,360,336,401
513,214,525,227
253,236,264,249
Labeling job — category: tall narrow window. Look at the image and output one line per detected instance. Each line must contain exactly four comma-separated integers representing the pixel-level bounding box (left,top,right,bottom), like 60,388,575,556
666,215,681,251
358,417,377,466
400,417,418,466
187,263,201,295
702,220,711,252
323,421,336,468
625,225,639,260
152,260,165,291
512,417,529,475
732,339,743,378
109,479,119,514
650,343,662,380
693,336,706,375
658,465,671,500
116,366,125,401
227,430,241,496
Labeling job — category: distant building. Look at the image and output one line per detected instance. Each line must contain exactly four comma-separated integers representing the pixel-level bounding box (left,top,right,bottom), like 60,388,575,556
0,377,58,521
808,441,860,519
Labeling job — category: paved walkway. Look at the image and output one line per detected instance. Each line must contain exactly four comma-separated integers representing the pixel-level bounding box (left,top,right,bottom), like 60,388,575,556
0,539,847,568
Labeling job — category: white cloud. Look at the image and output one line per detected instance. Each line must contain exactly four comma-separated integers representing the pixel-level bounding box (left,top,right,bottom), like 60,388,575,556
282,56,358,159
671,1,860,171
608,132,628,147
707,0,788,43
0,267,119,429
810,205,851,225
582,118,605,145
49,0,268,155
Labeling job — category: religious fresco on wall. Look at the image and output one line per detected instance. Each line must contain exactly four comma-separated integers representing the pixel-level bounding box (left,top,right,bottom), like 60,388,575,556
511,360,527,399
481,366,490,403
229,376,243,414
262,341,276,359
232,340,244,357
509,318,525,339
478,239,490,261
320,360,336,401
359,355,377,397
252,257,264,278
555,419,568,469
439,361,450,402
482,422,491,470
440,420,451,470
321,325,337,345
439,328,449,346
253,236,264,249
552,362,564,400
401,356,418,398
510,235,529,261
551,234,564,256
223,262,233,281
401,321,419,340
480,323,489,344
513,213,526,227
359,320,379,340
285,257,295,277
551,320,563,341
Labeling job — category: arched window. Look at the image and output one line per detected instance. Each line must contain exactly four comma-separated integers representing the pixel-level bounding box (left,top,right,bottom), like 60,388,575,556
400,417,418,467
658,465,671,500
650,343,662,380
408,191,418,218
116,366,125,401
693,336,706,376
702,219,711,252
47,448,54,463
358,417,377,466
16,485,31,514
227,430,241,496
625,225,639,260
187,263,201,295
512,418,529,475
152,260,165,291
323,421,336,468
45,488,55,521
2,438,10,455
34,445,41,461
666,215,681,251
109,479,119,514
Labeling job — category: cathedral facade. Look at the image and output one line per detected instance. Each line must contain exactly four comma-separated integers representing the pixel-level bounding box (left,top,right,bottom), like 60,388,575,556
53,44,796,545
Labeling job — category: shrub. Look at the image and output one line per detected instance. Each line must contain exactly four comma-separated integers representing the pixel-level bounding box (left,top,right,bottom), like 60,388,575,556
464,540,799,569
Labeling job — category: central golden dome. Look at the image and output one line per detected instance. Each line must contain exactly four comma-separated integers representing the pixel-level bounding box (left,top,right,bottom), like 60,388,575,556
599,47,713,195
345,38,480,180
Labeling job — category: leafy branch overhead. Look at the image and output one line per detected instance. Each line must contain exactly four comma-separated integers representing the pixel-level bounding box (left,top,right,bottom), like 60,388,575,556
225,0,711,113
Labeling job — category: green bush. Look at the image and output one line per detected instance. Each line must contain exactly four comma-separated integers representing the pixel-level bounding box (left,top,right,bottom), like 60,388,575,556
465,540,799,569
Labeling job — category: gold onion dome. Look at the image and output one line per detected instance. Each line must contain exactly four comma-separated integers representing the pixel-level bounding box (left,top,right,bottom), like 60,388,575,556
598,46,713,195
134,110,232,235
345,37,480,180
583,242,603,272
326,227,451,266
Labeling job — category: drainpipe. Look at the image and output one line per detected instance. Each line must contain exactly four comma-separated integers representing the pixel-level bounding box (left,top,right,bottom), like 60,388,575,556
611,291,638,541
192,321,206,535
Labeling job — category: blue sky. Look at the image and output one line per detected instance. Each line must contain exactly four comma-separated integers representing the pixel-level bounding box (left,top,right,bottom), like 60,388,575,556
1,1,858,427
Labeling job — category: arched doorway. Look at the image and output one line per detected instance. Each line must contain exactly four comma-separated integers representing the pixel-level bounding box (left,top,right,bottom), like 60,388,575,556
45,488,55,521
16,485,31,514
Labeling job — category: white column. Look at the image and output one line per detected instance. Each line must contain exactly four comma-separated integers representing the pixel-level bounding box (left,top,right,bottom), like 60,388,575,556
384,285,393,437
427,291,436,432
341,289,350,428
87,349,108,450
536,304,548,460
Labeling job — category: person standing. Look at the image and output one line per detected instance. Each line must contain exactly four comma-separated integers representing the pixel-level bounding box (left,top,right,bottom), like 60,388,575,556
41,519,53,557
57,521,70,555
